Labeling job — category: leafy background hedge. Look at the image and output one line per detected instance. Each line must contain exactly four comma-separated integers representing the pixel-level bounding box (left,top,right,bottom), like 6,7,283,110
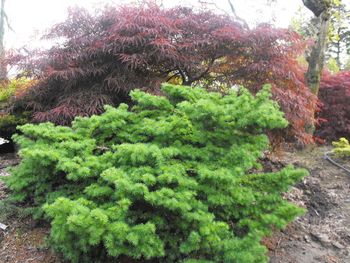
5,84,307,262
316,70,350,140
0,78,33,140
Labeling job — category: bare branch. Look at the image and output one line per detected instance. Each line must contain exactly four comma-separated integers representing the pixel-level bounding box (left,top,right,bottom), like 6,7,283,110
227,0,249,29
189,57,216,83
302,0,329,17
4,13,14,32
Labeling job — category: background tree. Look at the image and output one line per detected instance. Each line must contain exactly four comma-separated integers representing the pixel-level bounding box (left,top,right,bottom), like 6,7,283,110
327,2,350,68
0,0,7,82
301,0,335,96
291,1,350,70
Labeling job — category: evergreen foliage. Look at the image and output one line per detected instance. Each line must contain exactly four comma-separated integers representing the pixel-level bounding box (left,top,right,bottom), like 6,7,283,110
0,78,33,139
332,137,350,157
5,84,307,262
0,113,28,139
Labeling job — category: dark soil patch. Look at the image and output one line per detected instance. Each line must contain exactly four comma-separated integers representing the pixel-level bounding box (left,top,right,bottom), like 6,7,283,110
0,141,16,155
297,180,337,217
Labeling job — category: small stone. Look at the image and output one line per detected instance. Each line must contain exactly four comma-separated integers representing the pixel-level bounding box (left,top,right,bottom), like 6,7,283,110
311,232,331,246
304,235,311,243
0,223,8,231
332,241,345,249
0,138,9,146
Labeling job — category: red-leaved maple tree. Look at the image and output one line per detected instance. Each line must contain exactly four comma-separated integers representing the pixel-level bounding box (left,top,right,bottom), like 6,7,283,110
209,24,317,144
316,70,350,140
9,2,316,144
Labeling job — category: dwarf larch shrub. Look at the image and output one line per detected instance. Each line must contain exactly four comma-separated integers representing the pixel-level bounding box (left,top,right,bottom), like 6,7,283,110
332,137,350,157
6,84,307,262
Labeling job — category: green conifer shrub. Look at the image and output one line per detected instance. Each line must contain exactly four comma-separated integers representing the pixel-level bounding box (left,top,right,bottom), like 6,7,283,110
332,137,350,157
0,78,33,139
5,84,307,262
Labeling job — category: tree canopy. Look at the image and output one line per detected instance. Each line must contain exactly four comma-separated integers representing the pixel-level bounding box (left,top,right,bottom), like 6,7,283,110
7,2,316,145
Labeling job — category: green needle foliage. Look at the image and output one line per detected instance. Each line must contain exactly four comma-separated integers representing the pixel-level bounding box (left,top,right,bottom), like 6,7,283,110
332,137,350,157
5,84,307,262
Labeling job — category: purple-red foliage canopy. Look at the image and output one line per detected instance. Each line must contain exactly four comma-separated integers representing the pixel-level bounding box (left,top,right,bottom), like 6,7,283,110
12,4,244,124
10,3,316,144
317,71,350,140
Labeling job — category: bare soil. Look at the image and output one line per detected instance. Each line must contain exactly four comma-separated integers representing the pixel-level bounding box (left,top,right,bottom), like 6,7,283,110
268,146,350,263
0,153,62,263
0,146,349,263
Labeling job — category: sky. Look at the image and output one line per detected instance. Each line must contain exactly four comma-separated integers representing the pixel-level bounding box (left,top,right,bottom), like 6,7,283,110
1,0,317,49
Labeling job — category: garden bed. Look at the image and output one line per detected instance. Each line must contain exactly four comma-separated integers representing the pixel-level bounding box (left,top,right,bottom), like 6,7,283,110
0,146,349,263
268,146,350,263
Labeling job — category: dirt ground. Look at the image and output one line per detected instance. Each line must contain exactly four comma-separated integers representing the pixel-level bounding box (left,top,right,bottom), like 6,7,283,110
0,153,61,263
267,146,350,263
0,146,349,263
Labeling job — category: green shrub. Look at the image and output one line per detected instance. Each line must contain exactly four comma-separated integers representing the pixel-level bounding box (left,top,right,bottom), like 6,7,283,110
0,78,32,139
5,84,307,262
0,113,29,138
332,137,350,157
0,77,31,104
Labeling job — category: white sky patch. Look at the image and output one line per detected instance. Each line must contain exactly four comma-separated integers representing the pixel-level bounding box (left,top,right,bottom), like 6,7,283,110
3,0,349,49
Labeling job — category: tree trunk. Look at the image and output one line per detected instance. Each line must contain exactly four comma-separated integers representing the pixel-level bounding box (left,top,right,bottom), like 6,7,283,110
305,10,330,95
336,27,341,68
302,0,330,17
302,0,331,135
0,0,7,82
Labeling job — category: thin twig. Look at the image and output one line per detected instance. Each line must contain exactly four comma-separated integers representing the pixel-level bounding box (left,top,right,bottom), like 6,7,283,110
312,207,320,217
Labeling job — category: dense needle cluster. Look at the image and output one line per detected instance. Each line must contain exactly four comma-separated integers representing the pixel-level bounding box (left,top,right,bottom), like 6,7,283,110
6,84,307,262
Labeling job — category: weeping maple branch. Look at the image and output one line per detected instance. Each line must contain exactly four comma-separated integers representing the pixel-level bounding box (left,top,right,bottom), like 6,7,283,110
188,57,217,84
